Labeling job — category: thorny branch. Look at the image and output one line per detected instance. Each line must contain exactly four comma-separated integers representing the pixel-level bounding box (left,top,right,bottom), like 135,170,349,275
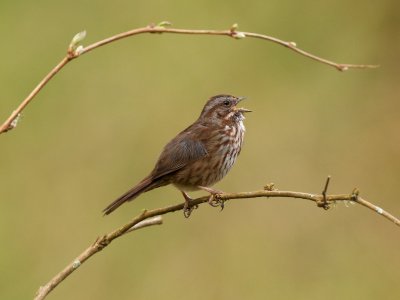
1,22,378,134
34,180,399,300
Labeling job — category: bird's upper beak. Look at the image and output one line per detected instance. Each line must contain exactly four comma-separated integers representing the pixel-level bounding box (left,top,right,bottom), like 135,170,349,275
235,96,252,113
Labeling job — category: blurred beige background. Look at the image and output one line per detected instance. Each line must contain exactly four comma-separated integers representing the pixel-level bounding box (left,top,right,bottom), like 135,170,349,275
1,0,399,299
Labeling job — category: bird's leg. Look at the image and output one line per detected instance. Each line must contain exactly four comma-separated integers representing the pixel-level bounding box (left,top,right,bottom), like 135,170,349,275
181,191,198,218
198,186,226,211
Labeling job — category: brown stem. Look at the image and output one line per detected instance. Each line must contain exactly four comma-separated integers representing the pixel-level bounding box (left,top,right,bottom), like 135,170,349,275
1,24,378,135
34,187,399,300
0,56,71,133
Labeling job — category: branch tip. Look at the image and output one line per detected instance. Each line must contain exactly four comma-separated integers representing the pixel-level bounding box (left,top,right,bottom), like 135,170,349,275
126,216,163,233
318,176,331,210
322,176,331,194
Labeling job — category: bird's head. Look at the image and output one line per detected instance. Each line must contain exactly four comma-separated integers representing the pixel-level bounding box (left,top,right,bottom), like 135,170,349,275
199,94,251,123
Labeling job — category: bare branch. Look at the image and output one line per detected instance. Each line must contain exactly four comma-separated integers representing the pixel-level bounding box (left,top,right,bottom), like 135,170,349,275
1,23,378,135
0,56,70,134
34,214,163,300
34,184,399,300
125,216,163,233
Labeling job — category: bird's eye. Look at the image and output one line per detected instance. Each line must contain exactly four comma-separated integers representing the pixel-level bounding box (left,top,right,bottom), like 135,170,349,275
223,99,231,106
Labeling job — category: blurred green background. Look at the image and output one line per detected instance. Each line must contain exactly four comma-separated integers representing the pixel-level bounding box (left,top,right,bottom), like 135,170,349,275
1,0,399,299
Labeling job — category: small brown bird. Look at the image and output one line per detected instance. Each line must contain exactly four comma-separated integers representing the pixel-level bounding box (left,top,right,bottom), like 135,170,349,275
103,94,251,217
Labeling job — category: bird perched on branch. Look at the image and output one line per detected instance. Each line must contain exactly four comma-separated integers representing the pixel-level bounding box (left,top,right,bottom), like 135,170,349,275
103,94,251,217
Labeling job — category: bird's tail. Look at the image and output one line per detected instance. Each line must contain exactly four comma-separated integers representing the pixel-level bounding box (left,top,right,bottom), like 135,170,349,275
103,176,156,215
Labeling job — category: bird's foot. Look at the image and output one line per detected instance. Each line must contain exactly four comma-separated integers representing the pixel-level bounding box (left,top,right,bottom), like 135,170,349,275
182,192,198,218
198,186,225,211
208,194,225,211
183,201,198,218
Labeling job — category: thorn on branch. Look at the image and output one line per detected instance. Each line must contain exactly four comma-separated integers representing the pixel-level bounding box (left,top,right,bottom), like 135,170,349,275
317,176,331,210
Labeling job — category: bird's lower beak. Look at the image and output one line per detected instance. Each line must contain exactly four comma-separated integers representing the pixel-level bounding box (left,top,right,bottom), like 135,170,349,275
235,96,252,113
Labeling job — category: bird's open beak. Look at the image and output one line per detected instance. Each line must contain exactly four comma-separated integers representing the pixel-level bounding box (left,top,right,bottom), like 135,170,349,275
235,96,252,113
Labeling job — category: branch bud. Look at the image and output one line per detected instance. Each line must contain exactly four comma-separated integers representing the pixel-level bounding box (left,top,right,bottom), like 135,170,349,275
157,21,172,28
75,45,84,56
69,30,87,49
9,113,21,130
232,31,246,39
72,259,81,269
230,23,239,32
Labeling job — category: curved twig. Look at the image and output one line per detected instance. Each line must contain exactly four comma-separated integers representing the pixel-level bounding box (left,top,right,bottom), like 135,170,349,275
34,183,399,300
1,23,378,134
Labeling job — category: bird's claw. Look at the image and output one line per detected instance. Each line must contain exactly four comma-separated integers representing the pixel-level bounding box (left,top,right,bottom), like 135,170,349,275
208,194,225,211
183,202,198,218
183,207,192,218
183,204,193,218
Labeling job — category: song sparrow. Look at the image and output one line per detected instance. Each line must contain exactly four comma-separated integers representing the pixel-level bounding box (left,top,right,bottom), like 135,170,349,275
103,94,251,217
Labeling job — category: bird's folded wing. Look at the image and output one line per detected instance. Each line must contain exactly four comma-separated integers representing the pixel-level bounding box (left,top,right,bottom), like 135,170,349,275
151,133,208,180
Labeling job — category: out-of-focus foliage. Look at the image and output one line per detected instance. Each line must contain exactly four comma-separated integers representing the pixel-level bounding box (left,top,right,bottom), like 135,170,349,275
1,1,399,299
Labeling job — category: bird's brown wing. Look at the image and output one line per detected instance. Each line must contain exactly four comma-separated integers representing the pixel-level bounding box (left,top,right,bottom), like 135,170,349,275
150,129,208,180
